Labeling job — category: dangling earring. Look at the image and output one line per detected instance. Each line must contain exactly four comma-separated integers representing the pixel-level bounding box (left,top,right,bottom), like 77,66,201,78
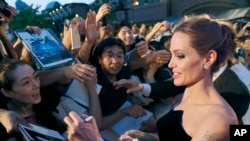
204,64,209,70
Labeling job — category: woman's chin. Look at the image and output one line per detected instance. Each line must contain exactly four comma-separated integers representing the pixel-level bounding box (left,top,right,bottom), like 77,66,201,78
173,81,184,86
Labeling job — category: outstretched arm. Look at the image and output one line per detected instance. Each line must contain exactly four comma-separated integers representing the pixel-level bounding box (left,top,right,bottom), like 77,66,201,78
113,79,185,99
80,64,102,129
95,3,111,23
77,10,99,63
145,21,170,42
237,22,250,37
128,49,171,71
38,63,96,86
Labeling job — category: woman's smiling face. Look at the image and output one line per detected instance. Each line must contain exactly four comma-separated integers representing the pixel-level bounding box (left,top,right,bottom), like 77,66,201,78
168,31,206,87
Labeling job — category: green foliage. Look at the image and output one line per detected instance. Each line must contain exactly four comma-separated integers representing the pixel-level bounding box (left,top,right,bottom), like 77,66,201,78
9,5,54,31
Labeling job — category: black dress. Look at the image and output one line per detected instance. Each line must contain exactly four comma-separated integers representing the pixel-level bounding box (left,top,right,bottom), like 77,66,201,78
156,109,192,141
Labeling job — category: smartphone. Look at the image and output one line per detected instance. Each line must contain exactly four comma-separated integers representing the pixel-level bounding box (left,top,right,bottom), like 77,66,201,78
70,24,81,50
102,17,107,26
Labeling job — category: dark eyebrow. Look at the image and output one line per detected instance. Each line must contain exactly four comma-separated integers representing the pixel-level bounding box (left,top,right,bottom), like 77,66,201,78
104,49,124,55
104,50,113,54
121,29,131,32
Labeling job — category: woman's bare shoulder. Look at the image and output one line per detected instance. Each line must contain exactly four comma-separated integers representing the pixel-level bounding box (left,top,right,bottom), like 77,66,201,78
205,104,238,125
192,105,238,141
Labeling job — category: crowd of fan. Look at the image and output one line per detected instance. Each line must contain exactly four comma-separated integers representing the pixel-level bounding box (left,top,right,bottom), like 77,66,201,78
0,2,250,141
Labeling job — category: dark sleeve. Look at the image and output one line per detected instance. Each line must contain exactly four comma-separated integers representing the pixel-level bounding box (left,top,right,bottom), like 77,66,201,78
34,84,66,133
149,79,185,99
154,67,172,82
221,92,250,119
215,68,250,119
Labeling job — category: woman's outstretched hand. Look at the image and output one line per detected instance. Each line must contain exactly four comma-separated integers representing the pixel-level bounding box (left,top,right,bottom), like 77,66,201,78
113,79,144,94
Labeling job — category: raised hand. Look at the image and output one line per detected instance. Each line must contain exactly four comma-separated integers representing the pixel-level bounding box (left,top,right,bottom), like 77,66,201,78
65,63,96,83
135,41,149,57
159,21,170,32
96,3,111,23
82,65,97,89
151,21,170,34
139,23,147,36
146,50,171,65
25,26,42,34
0,6,16,29
85,10,99,43
242,22,250,30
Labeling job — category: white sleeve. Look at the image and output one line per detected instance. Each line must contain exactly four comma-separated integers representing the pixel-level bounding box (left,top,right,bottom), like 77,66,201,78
141,83,151,97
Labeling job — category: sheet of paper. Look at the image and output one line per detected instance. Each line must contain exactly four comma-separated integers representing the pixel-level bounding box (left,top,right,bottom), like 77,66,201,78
64,79,103,108
111,101,153,135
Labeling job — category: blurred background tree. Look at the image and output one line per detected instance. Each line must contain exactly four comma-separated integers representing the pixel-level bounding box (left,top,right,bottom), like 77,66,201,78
9,1,118,36
9,5,55,32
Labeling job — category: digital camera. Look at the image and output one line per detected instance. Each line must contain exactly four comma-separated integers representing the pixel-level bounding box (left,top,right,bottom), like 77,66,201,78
0,0,11,17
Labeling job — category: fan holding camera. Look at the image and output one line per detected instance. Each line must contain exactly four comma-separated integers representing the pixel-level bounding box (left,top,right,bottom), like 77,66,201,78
0,0,18,59
0,0,16,26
